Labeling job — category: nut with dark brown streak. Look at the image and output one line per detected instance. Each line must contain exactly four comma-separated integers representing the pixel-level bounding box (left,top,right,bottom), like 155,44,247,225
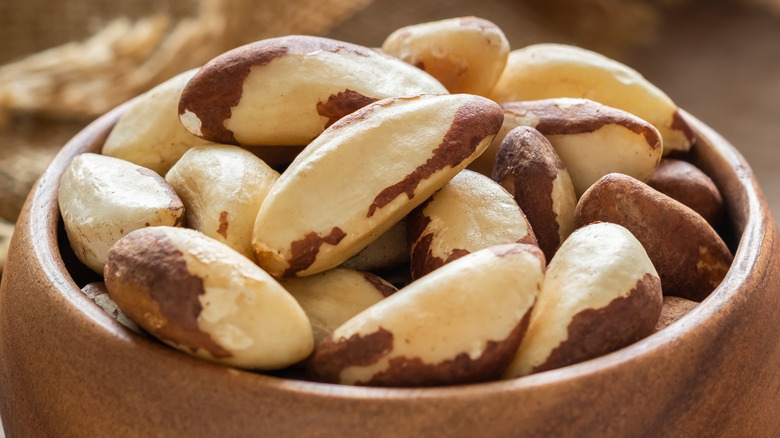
504,222,662,379
574,173,733,301
492,126,576,262
309,243,544,387
104,226,314,370
407,169,537,280
178,35,448,146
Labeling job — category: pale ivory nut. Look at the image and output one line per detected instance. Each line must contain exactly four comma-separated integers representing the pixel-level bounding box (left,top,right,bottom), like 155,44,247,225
647,158,725,230
489,43,695,155
178,35,448,146
241,145,307,172
503,222,662,379
654,296,699,333
102,69,218,175
470,98,663,196
251,94,503,278
309,243,544,387
492,126,577,262
574,173,733,302
165,145,280,260
381,16,510,96
58,153,184,274
281,268,396,345
407,169,537,280
81,282,144,335
340,219,410,272
104,226,314,370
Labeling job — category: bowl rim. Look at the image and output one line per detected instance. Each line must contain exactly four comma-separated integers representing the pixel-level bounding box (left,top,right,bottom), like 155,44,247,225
18,100,776,400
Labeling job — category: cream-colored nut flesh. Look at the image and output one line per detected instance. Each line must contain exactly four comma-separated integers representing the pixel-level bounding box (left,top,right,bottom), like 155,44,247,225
492,126,576,262
281,268,396,345
340,219,409,272
178,35,448,146
489,43,694,155
647,158,725,230
471,98,662,196
504,222,662,379
654,296,699,333
408,169,537,279
381,16,510,96
102,69,218,175
58,153,184,274
82,282,144,335
575,173,733,302
104,226,314,370
309,243,544,387
251,94,503,278
165,145,280,260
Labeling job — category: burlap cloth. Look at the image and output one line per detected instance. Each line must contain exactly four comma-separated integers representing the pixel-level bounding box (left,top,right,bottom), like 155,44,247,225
1,0,779,276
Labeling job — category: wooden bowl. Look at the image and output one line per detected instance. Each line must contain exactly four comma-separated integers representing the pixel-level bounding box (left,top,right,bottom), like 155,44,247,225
1,101,779,437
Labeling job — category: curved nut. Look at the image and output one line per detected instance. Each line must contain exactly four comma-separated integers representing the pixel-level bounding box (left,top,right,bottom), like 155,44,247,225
489,43,695,155
102,69,217,175
504,222,662,378
309,243,544,387
251,94,503,278
104,226,314,370
178,35,448,146
492,126,577,261
647,158,725,230
165,145,280,260
381,16,510,96
574,173,733,301
281,268,396,345
407,169,537,280
58,153,184,273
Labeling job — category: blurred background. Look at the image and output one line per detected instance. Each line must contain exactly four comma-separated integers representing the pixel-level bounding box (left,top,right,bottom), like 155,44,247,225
0,0,778,268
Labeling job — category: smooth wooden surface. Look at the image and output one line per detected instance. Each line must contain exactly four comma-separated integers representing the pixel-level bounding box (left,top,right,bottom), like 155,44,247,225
0,97,778,437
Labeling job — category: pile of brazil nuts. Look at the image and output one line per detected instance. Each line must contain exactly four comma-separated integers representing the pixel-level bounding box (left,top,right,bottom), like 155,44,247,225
58,16,734,387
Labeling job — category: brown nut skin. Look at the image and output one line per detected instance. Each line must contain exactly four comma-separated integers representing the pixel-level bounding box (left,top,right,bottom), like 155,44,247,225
503,222,662,379
469,98,663,196
309,243,544,387
104,226,314,371
407,169,537,280
654,296,699,333
492,126,577,262
574,173,733,301
647,158,725,230
178,35,447,146
81,282,144,335
381,16,509,96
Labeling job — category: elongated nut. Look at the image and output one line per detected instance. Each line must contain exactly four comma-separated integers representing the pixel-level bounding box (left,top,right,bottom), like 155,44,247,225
252,94,503,278
104,226,314,370
575,173,733,301
178,35,448,146
489,43,695,155
381,16,510,96
102,69,217,175
165,145,280,260
340,219,410,272
281,268,396,345
504,222,662,379
309,243,544,387
492,126,576,261
654,296,699,333
647,158,725,230
408,169,537,279
82,282,144,335
472,98,662,196
58,153,184,274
